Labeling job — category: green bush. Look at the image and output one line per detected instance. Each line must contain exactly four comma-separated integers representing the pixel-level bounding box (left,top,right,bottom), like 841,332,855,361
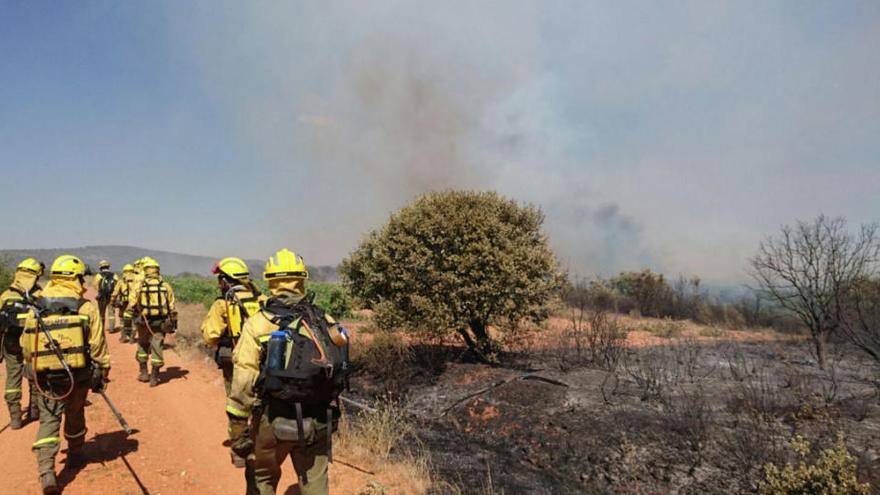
698,326,728,338
649,318,684,339
307,281,353,319
757,434,869,495
0,257,13,291
167,276,218,308
340,190,563,355
610,270,673,317
167,276,352,317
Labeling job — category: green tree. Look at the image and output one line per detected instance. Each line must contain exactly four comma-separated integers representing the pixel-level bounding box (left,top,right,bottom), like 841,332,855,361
609,269,673,317
340,190,562,358
0,257,13,291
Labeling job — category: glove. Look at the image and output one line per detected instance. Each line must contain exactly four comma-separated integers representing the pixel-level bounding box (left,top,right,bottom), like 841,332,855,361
228,416,253,460
91,367,109,393
169,311,179,333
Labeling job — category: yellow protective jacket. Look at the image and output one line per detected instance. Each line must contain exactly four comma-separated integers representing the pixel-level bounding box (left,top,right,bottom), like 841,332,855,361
0,270,42,328
200,285,264,347
21,279,110,369
93,271,118,296
110,273,135,308
226,291,338,419
125,274,176,319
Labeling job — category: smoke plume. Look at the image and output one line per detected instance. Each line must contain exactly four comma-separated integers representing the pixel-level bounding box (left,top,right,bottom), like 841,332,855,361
170,1,654,275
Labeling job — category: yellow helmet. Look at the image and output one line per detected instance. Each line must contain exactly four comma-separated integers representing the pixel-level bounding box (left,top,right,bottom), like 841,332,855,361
123,263,134,273
213,257,250,282
50,255,88,278
99,260,111,269
141,257,160,270
17,258,45,276
264,249,308,280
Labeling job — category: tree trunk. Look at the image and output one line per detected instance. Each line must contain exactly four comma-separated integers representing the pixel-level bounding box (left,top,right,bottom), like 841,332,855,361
814,330,829,370
456,321,495,364
457,328,478,352
469,319,493,355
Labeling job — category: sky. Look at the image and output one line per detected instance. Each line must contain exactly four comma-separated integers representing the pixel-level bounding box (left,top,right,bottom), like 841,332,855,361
1,1,878,283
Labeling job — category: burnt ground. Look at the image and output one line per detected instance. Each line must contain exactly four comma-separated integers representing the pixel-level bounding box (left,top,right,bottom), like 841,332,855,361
348,335,880,494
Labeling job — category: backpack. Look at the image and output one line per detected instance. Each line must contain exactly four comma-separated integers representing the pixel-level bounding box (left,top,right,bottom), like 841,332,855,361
0,288,29,332
98,272,116,300
23,297,90,372
139,276,171,318
225,288,262,340
258,293,349,406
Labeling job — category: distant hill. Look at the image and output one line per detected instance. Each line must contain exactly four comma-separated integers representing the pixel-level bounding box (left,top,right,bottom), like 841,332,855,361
0,245,338,281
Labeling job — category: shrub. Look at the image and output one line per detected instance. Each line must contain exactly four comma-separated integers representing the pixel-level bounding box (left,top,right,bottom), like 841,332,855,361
340,190,563,358
354,331,415,383
0,257,13,292
650,318,684,339
757,434,869,495
584,311,628,370
699,326,728,338
609,269,673,317
167,276,353,317
167,276,217,308
624,345,681,403
307,281,353,319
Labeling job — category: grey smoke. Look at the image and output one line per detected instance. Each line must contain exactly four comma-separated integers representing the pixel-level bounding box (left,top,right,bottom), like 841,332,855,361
157,2,879,282
165,2,650,275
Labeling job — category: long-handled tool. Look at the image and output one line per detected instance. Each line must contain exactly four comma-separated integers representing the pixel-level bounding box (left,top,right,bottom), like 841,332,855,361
98,389,132,435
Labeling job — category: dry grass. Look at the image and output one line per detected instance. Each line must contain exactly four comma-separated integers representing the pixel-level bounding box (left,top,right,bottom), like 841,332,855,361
337,399,434,495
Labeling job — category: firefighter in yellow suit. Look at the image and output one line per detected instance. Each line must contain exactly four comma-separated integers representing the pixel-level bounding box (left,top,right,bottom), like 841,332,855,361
201,257,264,467
201,257,264,395
227,249,346,495
92,260,118,333
110,264,136,343
125,257,176,387
0,258,44,429
22,255,110,494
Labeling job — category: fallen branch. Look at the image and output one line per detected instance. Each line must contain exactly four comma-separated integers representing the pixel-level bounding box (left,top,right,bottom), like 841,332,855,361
339,396,379,414
334,457,376,475
438,372,569,419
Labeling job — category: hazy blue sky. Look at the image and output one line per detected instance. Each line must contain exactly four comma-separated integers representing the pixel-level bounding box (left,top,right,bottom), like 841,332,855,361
1,1,878,282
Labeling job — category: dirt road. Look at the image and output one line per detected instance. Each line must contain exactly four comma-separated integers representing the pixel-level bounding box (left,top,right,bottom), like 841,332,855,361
0,291,376,495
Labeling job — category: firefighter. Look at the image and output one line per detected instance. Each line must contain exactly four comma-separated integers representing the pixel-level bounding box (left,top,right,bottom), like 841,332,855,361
92,260,118,333
110,264,136,343
227,249,349,495
22,255,110,494
125,257,177,387
201,257,263,395
201,257,264,467
0,258,44,429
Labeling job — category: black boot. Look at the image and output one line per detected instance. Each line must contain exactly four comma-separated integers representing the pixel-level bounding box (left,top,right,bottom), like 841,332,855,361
65,448,88,469
8,404,23,430
40,472,59,495
137,362,149,383
149,366,160,387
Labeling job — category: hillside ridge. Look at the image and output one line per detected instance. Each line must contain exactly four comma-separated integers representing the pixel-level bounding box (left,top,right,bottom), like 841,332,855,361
0,245,338,281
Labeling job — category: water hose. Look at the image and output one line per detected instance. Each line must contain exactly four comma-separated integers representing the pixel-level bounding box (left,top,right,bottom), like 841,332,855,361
30,309,75,401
